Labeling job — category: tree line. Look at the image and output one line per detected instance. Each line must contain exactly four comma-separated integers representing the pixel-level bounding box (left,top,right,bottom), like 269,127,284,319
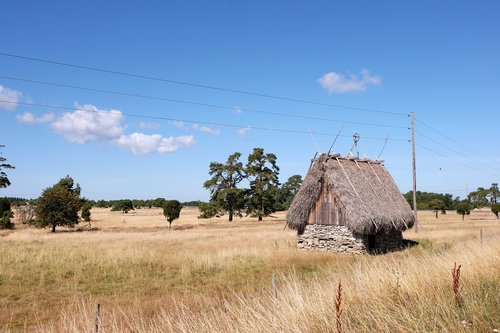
200,148,302,221
404,182,500,219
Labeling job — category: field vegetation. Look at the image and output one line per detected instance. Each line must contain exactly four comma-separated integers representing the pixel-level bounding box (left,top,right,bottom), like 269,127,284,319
0,208,498,332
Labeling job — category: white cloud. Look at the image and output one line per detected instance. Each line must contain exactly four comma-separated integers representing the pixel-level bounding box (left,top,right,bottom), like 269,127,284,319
234,106,242,114
238,126,251,138
0,85,22,111
192,124,221,136
139,121,160,130
169,120,187,129
51,103,124,143
317,69,382,94
16,112,54,124
114,132,195,154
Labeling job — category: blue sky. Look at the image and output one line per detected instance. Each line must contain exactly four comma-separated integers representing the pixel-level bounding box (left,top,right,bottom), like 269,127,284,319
1,1,499,201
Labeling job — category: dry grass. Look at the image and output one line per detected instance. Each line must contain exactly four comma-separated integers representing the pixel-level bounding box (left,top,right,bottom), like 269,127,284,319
0,208,498,332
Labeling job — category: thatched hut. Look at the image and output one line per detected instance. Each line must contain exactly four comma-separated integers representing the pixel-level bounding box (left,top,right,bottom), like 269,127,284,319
286,153,415,254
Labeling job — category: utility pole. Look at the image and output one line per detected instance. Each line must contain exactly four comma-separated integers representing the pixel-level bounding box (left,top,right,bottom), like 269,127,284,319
411,112,419,232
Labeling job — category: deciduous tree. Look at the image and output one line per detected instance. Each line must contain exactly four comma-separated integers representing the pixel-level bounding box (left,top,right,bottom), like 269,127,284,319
35,176,82,232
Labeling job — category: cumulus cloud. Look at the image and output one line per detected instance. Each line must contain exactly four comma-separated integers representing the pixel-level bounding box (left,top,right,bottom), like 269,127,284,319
169,120,188,129
192,124,221,135
317,69,382,94
139,121,160,130
16,112,54,124
16,101,195,154
238,126,251,138
51,103,124,143
0,85,22,111
114,132,195,154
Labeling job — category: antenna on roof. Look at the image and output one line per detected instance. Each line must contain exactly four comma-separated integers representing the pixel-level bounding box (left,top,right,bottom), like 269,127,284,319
308,128,320,153
328,125,344,155
348,133,360,158
309,152,318,169
376,134,389,160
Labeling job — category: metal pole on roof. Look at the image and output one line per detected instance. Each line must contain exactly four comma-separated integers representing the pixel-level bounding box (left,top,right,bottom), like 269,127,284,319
411,112,419,232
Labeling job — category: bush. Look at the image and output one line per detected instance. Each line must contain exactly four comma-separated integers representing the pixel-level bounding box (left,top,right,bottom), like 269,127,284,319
197,202,222,219
81,202,92,225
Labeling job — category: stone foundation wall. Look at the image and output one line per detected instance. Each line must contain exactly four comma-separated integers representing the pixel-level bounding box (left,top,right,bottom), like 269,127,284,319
297,225,367,253
297,224,404,254
369,230,404,253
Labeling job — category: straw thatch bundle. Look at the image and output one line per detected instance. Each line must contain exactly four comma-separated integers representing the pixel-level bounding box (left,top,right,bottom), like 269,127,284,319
286,154,415,235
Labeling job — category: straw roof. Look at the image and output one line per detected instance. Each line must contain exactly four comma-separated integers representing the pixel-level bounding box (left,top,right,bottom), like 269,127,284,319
286,154,415,235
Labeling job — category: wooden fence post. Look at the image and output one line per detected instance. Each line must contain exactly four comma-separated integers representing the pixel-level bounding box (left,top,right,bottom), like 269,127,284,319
272,273,277,303
94,303,100,333
480,228,483,244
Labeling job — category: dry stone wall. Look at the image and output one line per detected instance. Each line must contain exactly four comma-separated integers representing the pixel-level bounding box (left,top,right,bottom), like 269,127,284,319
297,225,367,253
297,224,405,254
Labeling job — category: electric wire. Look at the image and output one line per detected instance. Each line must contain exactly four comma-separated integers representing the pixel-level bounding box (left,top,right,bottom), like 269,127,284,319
415,129,498,173
415,117,499,166
0,75,408,129
0,51,408,116
2,100,410,141
415,142,499,177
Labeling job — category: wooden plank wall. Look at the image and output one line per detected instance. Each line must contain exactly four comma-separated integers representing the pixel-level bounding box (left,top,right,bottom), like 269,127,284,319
308,187,344,226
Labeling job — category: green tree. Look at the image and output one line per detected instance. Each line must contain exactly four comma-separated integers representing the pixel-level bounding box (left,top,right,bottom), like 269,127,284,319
203,152,246,221
0,145,15,188
81,201,92,226
275,175,302,210
197,201,222,219
491,203,500,219
153,197,167,208
35,176,82,232
404,191,454,210
455,201,471,221
489,183,499,204
111,199,134,213
429,199,445,219
163,200,182,229
246,148,280,221
0,197,14,229
468,187,489,209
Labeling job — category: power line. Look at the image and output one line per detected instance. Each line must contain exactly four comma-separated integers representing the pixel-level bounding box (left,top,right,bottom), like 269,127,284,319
415,143,499,177
0,75,409,129
415,129,499,173
0,51,408,116
3,100,410,142
415,117,499,166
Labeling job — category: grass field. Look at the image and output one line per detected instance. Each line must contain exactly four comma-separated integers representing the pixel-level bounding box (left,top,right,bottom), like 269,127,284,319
0,208,498,332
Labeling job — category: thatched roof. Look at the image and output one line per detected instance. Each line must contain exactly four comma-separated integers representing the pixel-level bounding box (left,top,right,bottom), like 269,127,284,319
286,154,415,235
